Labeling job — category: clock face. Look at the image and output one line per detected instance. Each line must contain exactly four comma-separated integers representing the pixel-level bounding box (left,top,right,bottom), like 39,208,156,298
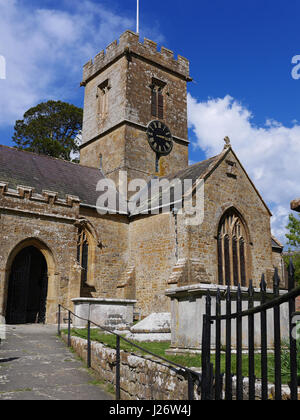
147,121,173,156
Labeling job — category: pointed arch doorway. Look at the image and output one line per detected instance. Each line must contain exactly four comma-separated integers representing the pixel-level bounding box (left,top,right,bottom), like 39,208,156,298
6,246,48,324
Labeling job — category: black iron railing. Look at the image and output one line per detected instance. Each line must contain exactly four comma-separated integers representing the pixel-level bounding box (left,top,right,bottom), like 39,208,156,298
201,262,300,400
57,305,201,401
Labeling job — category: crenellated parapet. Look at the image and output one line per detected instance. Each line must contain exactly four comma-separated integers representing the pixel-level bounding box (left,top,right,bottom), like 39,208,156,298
82,30,190,85
0,181,80,219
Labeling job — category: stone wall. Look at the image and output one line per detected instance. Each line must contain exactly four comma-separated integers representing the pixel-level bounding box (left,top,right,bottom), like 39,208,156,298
61,333,299,400
78,207,129,300
0,185,130,324
176,149,276,289
0,186,81,323
128,213,177,317
61,333,199,400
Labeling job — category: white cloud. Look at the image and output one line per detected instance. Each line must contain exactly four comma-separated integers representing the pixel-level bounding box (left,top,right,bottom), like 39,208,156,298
0,0,164,126
188,93,300,245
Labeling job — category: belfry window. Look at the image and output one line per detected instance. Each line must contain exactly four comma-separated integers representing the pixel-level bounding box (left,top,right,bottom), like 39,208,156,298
97,79,110,122
150,78,166,119
218,209,248,287
77,229,89,285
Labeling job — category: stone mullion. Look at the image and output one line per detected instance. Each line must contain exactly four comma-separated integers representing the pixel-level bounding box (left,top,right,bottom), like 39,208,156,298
218,234,224,285
229,231,234,286
222,233,226,286
237,235,241,286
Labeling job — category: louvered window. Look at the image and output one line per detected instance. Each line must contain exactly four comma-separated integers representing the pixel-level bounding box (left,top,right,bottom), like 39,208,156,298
151,79,166,119
157,89,164,119
151,88,157,117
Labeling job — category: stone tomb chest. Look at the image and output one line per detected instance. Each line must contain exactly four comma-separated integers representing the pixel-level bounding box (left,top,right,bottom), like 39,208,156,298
166,283,289,352
72,298,136,330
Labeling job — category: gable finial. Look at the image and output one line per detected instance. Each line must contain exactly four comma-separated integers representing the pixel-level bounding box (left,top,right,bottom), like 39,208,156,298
224,136,231,149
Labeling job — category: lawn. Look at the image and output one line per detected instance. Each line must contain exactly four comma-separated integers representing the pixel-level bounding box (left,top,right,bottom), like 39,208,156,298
65,328,300,385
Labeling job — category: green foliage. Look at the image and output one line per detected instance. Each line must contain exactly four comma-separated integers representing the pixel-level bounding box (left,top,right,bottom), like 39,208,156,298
280,339,300,380
13,100,83,161
285,213,300,284
283,253,300,285
286,213,300,248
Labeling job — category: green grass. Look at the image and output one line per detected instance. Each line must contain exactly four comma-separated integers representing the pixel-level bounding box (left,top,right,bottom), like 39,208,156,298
64,328,299,385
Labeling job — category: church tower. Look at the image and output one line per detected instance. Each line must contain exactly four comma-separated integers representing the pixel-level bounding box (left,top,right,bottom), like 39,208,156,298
80,30,191,187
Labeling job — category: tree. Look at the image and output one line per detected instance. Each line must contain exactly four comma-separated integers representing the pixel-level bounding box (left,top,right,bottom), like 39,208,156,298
286,213,300,248
13,100,83,161
285,213,300,284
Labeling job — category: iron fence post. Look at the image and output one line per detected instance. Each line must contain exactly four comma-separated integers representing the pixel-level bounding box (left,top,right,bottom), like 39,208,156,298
215,288,222,400
225,285,232,401
201,291,212,400
187,372,194,400
116,335,121,400
260,274,268,400
248,280,255,400
87,320,91,369
273,269,282,400
288,259,298,401
68,310,71,348
57,304,61,337
236,284,243,400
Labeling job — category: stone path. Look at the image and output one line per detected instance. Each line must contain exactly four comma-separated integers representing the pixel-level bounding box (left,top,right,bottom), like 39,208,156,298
0,324,113,400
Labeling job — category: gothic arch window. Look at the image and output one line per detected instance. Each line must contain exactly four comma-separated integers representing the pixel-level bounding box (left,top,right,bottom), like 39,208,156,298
77,229,90,286
218,209,248,287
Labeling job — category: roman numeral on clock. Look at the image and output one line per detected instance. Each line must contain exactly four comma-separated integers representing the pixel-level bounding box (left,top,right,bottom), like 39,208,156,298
147,120,173,156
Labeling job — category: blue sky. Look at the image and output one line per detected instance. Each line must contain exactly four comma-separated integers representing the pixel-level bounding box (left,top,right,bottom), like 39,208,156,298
0,0,300,244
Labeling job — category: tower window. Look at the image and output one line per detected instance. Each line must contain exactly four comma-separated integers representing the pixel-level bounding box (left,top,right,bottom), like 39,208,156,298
150,78,166,119
97,79,110,122
217,209,249,287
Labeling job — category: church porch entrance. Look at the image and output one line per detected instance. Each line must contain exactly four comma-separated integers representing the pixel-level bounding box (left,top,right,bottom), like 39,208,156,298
6,246,48,325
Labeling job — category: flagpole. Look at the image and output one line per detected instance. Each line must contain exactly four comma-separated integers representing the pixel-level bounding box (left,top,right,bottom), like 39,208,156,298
136,0,139,34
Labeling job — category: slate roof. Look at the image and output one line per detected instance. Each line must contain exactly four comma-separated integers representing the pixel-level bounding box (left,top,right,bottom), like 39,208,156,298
129,153,224,216
271,236,284,250
167,154,222,183
0,145,111,207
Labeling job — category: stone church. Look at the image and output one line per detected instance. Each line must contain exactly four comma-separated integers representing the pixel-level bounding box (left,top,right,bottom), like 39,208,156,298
0,30,284,325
